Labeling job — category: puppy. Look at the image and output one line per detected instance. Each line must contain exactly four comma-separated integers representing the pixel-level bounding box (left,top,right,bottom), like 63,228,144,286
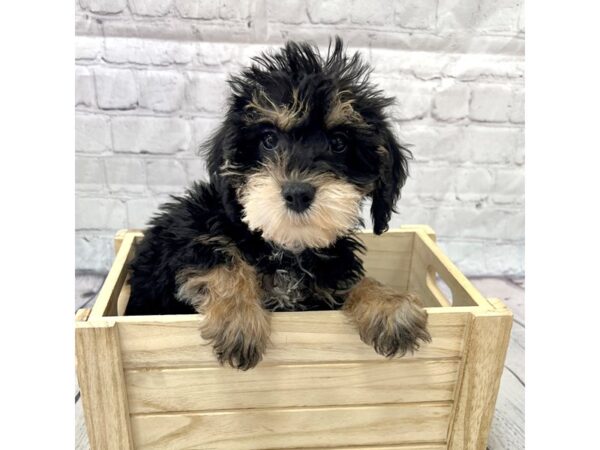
126,38,431,370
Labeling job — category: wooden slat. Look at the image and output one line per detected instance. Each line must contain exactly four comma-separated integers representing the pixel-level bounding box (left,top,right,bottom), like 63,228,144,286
409,231,491,308
360,231,413,293
301,446,446,450
75,321,134,450
303,446,446,450
448,306,513,450
117,310,468,369
90,233,136,318
130,403,452,450
126,359,460,413
114,228,143,254
75,308,91,322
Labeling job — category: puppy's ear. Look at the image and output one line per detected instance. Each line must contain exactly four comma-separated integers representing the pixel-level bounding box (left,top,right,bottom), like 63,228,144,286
370,124,411,235
202,121,244,220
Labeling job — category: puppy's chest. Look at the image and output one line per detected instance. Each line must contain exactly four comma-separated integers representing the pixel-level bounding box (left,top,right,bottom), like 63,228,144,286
257,256,340,312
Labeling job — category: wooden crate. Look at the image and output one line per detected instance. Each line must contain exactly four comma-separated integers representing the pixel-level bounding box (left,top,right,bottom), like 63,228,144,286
75,225,512,450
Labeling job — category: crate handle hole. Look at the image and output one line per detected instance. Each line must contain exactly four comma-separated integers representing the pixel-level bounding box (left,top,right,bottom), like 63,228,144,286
425,267,454,306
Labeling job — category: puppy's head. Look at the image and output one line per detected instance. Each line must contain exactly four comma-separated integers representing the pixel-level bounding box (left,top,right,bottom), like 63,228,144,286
205,38,410,252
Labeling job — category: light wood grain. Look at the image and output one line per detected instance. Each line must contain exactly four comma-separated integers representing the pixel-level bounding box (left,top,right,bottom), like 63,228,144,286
130,403,452,450
359,231,413,294
300,446,447,450
75,321,134,450
117,310,468,369
75,308,91,322
448,307,513,450
90,233,136,318
126,359,460,413
114,228,143,254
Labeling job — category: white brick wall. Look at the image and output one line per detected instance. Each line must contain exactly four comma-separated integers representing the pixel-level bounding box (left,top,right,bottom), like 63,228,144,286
75,0,525,276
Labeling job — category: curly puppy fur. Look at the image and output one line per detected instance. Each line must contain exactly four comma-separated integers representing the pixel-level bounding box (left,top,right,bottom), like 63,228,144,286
126,38,430,369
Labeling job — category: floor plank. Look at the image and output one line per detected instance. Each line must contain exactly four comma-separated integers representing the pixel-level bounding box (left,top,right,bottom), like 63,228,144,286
75,398,90,450
471,277,525,450
487,370,525,450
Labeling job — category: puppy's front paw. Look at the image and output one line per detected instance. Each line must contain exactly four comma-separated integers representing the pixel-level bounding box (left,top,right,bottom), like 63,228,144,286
357,293,431,358
200,304,270,370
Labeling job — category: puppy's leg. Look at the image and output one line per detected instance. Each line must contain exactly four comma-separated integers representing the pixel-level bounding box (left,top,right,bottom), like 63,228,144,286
343,277,431,357
177,257,270,370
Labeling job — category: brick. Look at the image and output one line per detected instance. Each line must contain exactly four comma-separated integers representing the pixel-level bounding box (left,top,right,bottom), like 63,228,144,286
94,68,138,110
185,158,209,184
484,243,524,275
518,1,525,33
432,82,470,122
375,78,431,120
112,116,191,154
127,197,160,228
394,0,437,29
431,205,512,240
509,87,524,123
104,37,194,66
146,159,187,193
220,0,251,20
402,165,456,201
478,0,520,32
79,0,127,14
455,167,494,201
175,0,219,19
493,168,524,204
76,197,127,230
442,55,524,81
307,0,348,24
197,43,238,67
467,127,519,164
469,84,512,122
401,126,469,163
438,240,487,276
387,205,433,230
75,67,95,107
186,72,229,113
75,36,102,61
266,0,307,24
437,0,479,30
75,114,112,153
138,71,185,112
75,234,114,272
128,0,173,16
105,157,147,193
350,0,393,25
76,157,106,192
192,118,220,148
514,130,524,165
503,209,524,240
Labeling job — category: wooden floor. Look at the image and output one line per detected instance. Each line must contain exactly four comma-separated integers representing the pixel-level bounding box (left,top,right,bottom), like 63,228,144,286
75,274,524,450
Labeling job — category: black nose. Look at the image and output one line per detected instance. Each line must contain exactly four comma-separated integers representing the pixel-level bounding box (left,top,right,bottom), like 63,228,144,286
281,182,316,213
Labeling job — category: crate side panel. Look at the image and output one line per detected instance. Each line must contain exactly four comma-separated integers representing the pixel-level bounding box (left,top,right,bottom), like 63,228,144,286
448,311,512,450
76,323,134,449
131,403,451,450
118,311,468,369
360,232,413,293
126,359,460,413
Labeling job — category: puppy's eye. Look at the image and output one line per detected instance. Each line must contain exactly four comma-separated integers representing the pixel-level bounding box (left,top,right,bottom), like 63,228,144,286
261,131,279,150
330,133,348,154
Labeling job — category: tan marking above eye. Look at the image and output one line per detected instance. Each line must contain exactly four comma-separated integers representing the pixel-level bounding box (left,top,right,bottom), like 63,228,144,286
244,89,309,131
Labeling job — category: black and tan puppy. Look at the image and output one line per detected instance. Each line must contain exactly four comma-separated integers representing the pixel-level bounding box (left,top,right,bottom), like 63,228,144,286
126,38,431,369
